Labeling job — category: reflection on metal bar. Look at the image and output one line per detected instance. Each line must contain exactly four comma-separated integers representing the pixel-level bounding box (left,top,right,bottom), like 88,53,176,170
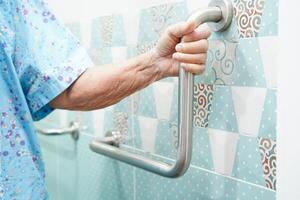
90,0,233,178
36,121,80,140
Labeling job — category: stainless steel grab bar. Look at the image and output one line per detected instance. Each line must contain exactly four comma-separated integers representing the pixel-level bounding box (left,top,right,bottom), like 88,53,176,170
90,0,233,178
36,121,80,140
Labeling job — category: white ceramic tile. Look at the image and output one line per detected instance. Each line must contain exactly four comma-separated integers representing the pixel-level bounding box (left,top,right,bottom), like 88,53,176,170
231,86,267,137
208,128,239,175
111,47,128,63
152,82,174,120
122,11,140,46
185,0,210,13
138,116,158,153
138,0,182,9
259,36,278,88
92,109,105,137
59,110,69,127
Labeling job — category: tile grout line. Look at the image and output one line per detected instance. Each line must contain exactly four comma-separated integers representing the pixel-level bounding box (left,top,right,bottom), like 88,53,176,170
190,164,276,193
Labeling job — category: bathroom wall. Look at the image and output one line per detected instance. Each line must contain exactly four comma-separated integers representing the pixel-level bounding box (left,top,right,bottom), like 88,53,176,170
37,0,278,199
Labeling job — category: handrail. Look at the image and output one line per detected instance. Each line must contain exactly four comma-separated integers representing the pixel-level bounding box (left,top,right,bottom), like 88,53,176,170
90,0,233,178
35,121,80,140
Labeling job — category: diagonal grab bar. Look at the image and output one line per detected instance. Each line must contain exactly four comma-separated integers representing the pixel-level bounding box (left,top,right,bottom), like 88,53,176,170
89,0,233,178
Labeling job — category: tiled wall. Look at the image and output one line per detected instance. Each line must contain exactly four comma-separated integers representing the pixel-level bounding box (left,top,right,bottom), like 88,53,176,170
37,0,278,199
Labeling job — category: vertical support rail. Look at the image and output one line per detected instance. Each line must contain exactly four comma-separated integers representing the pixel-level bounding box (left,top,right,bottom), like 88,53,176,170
90,0,233,178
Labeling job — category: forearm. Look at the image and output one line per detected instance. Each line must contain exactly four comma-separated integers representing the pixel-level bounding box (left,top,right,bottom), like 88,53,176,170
50,21,211,111
50,51,164,111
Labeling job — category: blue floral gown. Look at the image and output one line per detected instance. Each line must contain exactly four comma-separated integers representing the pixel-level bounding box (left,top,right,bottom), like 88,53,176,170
0,0,92,199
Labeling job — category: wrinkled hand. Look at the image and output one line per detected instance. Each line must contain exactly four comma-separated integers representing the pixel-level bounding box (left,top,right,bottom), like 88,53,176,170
152,20,211,77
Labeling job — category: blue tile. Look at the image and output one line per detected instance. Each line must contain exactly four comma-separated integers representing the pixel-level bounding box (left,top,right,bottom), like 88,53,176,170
38,135,59,200
232,135,266,187
52,134,134,200
258,0,279,37
135,165,275,200
136,86,156,118
258,89,277,140
154,120,177,158
208,86,238,132
191,127,214,170
233,38,266,87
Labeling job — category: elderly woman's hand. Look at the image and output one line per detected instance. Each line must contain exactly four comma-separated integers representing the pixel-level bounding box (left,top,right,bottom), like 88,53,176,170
50,20,211,111
152,20,211,77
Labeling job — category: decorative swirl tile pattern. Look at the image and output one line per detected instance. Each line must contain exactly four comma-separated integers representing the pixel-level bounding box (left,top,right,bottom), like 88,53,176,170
258,138,277,190
193,84,214,128
150,5,174,38
113,112,129,143
137,43,156,55
100,15,114,47
138,2,187,44
233,0,266,37
169,122,178,149
198,40,237,85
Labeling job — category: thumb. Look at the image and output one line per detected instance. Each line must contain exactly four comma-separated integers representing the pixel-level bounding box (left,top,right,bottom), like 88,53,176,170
166,20,196,39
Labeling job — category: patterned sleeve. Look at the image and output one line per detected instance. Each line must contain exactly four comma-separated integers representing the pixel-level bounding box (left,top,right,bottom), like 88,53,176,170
12,0,93,121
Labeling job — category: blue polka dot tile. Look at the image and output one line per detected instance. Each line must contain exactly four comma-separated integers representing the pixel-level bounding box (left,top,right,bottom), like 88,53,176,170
135,163,275,200
208,85,238,132
114,97,130,113
258,89,277,140
136,86,157,118
232,38,266,87
154,120,177,158
54,135,134,200
192,127,214,170
232,135,266,187
258,0,279,37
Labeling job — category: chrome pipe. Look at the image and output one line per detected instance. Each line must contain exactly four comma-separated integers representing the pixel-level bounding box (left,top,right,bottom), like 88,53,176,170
90,0,233,178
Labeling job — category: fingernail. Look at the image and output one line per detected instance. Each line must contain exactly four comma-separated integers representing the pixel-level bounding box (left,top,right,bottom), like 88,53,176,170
175,44,183,52
173,53,179,59
180,63,187,69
